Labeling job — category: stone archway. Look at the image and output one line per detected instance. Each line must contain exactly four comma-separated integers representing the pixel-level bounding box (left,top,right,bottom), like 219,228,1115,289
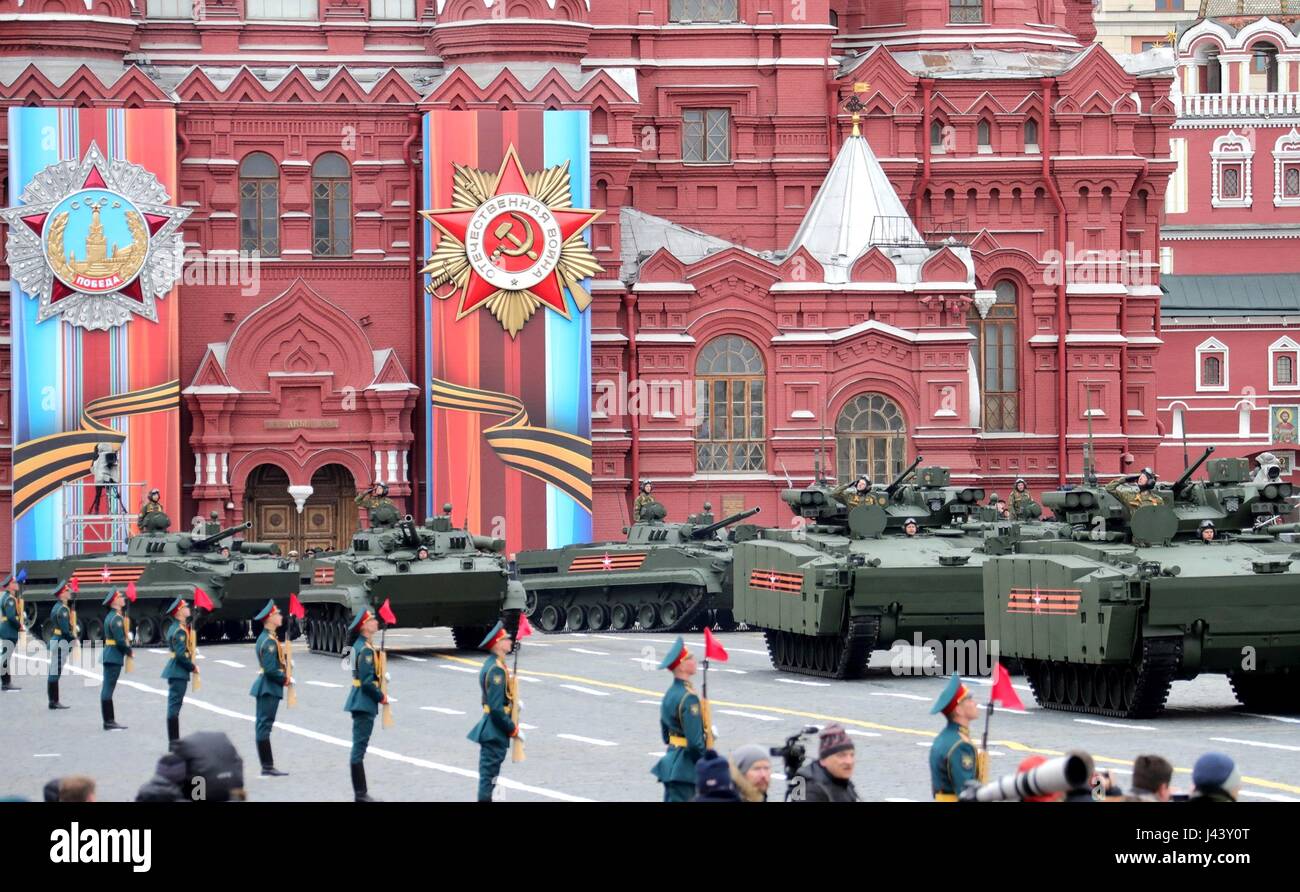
244,463,358,555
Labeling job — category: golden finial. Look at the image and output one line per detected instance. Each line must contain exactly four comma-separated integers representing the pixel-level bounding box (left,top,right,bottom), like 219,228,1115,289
844,83,871,138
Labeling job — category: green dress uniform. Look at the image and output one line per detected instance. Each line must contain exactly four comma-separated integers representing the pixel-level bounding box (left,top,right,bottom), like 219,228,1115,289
46,601,74,708
249,629,286,741
138,499,165,528
652,677,706,802
344,610,385,801
100,603,131,729
1,586,21,690
467,623,517,802
830,481,877,509
928,673,983,801
161,615,195,744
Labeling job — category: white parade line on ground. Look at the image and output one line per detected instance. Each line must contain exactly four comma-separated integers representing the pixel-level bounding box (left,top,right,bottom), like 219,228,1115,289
1241,712,1300,725
214,660,245,669
556,734,618,747
569,648,609,656
559,684,610,697
24,653,590,802
395,654,427,663
1210,736,1300,752
438,664,479,675
305,680,343,688
1074,718,1157,731
870,692,930,702
1240,790,1299,802
419,706,465,715
717,709,779,722
774,678,830,687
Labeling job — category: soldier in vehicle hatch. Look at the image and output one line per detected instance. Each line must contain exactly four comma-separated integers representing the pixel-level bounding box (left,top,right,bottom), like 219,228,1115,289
1105,467,1163,509
831,475,875,509
633,481,657,521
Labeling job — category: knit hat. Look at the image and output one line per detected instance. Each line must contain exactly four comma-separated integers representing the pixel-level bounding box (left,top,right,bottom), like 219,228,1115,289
818,724,854,759
732,743,771,775
154,752,187,786
1192,752,1241,792
695,749,738,798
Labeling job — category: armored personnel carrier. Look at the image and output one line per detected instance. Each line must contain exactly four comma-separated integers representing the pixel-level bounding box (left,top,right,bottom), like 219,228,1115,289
299,504,525,655
732,459,1033,678
15,513,296,646
984,454,1300,717
514,502,762,633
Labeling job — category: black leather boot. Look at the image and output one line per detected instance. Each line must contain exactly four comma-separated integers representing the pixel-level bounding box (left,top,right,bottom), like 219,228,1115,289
102,700,126,730
351,762,379,802
258,739,287,777
167,716,180,748
1,672,18,691
48,680,68,709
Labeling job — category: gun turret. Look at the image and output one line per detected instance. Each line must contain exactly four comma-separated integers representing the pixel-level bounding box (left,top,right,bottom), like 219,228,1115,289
1171,446,1215,499
688,506,761,540
886,456,924,497
192,520,252,550
780,486,846,524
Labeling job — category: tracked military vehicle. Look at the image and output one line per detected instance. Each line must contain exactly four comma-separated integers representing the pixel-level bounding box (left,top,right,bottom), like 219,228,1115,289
733,459,1040,678
299,504,524,655
984,453,1300,717
15,514,296,646
514,502,762,633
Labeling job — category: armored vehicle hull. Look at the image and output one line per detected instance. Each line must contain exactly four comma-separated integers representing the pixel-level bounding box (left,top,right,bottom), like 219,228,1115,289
299,516,525,655
515,504,761,633
985,535,1300,717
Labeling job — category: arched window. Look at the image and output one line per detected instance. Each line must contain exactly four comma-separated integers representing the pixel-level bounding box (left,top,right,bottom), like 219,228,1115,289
239,152,280,257
1024,118,1039,152
836,394,907,483
1251,41,1279,93
312,152,351,257
930,120,947,153
695,336,765,472
977,119,992,153
968,280,1019,431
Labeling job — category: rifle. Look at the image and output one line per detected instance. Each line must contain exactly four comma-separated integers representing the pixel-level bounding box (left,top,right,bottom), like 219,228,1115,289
284,628,296,708
378,627,393,728
187,619,201,691
15,588,25,655
123,609,134,674
508,667,525,763
701,660,716,749
69,601,80,663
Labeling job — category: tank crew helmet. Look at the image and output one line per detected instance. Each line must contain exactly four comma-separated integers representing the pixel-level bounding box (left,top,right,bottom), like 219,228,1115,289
209,510,219,520
478,620,511,651
930,672,973,716
855,475,871,491
1137,467,1157,490
1198,519,1216,541
164,597,187,618
101,590,124,608
903,517,919,535
374,482,389,496
148,488,161,500
1014,477,1027,491
416,546,430,559
988,492,1001,504
640,481,653,493
253,600,279,623
658,636,692,670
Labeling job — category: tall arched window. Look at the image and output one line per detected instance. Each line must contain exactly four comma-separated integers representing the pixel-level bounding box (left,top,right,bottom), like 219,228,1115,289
931,120,947,153
695,336,765,472
836,394,907,483
311,152,351,257
239,153,280,256
1251,41,1279,93
968,279,1020,431
977,119,992,153
1024,118,1039,152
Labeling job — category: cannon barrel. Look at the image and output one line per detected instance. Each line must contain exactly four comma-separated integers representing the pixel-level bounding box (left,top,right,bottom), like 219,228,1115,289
192,520,252,549
885,455,924,496
960,751,1093,802
472,534,506,553
1171,446,1216,497
689,506,762,540
1265,522,1300,535
235,542,280,556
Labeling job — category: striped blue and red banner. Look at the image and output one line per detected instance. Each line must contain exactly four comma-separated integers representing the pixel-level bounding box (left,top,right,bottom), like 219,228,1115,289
421,111,593,551
7,108,182,562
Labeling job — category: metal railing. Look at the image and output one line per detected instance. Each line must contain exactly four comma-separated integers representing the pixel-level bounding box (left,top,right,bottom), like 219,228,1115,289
60,482,147,555
1180,92,1300,119
869,216,973,249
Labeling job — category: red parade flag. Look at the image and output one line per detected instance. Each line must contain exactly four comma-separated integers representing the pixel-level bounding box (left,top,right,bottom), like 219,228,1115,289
192,586,215,612
125,580,138,603
66,577,80,594
378,599,397,625
990,662,1025,711
288,593,306,620
517,613,534,639
703,626,729,662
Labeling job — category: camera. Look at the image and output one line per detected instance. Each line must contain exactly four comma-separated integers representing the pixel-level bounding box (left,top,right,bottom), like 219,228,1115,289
91,443,121,485
771,725,820,799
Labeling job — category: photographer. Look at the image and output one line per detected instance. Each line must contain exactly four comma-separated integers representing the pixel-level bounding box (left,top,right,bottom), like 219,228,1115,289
730,744,771,802
792,724,859,802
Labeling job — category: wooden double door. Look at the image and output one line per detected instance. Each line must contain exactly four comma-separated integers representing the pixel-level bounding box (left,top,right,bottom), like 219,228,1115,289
245,464,357,555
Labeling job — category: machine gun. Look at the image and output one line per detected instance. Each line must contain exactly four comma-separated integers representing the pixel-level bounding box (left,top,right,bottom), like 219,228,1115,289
1170,446,1215,500
885,456,924,497
191,521,252,550
687,506,762,540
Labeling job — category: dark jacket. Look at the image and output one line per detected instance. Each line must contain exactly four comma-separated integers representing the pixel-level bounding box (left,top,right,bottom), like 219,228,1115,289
135,754,187,802
793,760,859,802
1190,787,1236,803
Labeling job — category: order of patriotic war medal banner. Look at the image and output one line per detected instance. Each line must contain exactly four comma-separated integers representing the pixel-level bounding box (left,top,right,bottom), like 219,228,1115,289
422,111,599,552
2,108,186,561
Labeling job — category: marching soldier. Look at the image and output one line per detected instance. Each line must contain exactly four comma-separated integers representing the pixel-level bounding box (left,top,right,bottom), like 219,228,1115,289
633,481,656,520
1009,478,1037,519
467,621,518,802
344,609,385,802
1105,467,1163,509
651,636,706,802
250,600,290,777
138,488,165,528
831,475,874,509
1,576,22,691
47,585,75,710
100,590,131,730
161,597,197,747
929,672,985,801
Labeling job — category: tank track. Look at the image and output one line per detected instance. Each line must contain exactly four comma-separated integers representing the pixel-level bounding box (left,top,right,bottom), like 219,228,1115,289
1228,671,1300,713
305,607,350,657
529,586,718,634
761,615,880,679
1022,637,1182,719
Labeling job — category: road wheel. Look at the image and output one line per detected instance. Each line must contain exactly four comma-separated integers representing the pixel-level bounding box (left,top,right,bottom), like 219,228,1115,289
1120,667,1138,712
538,604,565,633
610,603,633,631
1065,664,1081,706
586,604,610,631
660,601,680,628
524,589,538,616
85,617,105,643
1050,663,1067,704
565,605,588,632
1079,665,1095,708
135,615,160,646
636,603,659,630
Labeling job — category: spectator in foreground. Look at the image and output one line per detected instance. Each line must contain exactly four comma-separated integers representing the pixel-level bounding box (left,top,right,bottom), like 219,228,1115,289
1125,755,1174,802
693,750,741,802
58,776,96,803
793,724,859,802
1191,752,1241,802
730,744,771,802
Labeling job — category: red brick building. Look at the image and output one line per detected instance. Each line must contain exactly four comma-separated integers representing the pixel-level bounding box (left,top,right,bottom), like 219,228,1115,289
1158,6,1300,482
0,0,1178,561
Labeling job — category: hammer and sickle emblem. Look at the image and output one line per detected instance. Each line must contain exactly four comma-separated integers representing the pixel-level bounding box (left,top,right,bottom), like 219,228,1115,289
491,212,538,264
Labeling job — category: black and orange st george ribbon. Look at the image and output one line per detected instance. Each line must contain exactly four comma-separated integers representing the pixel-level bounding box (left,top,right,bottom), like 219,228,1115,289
12,380,180,520
431,377,592,513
